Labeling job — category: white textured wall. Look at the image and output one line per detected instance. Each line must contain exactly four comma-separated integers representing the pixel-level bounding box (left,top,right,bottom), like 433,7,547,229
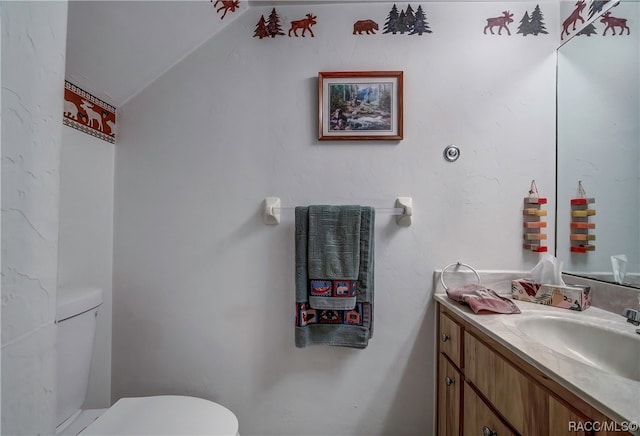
58,126,114,409
1,1,68,434
113,2,558,435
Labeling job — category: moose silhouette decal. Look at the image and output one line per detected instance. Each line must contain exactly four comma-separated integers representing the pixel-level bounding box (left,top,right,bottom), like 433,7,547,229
212,0,239,20
600,11,630,36
484,11,515,35
289,13,317,37
561,0,586,40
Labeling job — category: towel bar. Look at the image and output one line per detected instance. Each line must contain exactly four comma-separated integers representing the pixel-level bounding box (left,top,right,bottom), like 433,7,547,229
262,197,413,226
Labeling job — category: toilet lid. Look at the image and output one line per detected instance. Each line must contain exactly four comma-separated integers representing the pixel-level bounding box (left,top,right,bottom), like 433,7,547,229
80,395,238,435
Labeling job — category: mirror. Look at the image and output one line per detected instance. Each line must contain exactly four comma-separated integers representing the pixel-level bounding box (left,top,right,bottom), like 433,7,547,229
556,0,639,288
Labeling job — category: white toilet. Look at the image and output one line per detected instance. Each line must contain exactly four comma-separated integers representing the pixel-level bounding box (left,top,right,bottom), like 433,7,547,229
56,286,239,435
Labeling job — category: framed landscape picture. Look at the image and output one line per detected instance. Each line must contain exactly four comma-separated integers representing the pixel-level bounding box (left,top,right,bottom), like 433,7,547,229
318,71,404,140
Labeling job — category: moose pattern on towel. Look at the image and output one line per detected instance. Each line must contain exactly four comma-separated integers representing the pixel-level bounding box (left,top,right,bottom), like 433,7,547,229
296,302,371,328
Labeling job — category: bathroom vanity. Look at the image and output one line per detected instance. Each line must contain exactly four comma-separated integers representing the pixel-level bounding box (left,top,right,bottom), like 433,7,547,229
435,295,640,436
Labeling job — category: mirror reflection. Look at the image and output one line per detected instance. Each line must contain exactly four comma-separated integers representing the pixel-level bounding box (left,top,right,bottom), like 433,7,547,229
556,0,640,288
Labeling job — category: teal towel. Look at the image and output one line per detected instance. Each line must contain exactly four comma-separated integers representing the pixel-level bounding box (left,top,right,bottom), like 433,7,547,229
307,205,361,279
308,205,361,310
295,206,375,349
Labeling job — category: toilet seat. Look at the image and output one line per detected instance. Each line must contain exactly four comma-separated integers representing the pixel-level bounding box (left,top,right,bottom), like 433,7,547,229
79,395,239,435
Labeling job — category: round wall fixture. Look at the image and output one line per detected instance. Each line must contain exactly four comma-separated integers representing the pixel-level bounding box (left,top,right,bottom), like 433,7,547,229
443,145,460,162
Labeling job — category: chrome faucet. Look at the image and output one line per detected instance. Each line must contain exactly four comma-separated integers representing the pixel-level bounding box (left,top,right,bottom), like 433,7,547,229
622,308,640,326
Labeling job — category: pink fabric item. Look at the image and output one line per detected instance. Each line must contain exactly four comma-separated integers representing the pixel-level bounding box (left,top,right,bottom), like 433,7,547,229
446,284,521,314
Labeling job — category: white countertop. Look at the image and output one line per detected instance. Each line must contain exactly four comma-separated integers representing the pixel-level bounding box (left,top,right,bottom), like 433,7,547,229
434,293,640,434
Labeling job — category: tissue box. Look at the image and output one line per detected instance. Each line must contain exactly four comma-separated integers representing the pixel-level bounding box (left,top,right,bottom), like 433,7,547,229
511,279,591,311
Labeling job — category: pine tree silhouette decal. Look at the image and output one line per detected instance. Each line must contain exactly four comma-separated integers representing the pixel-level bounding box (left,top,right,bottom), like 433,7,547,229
529,5,548,35
588,0,612,20
517,11,532,35
254,15,269,39
397,10,409,34
384,4,431,36
404,5,416,33
409,5,432,35
383,4,401,34
517,5,548,36
266,8,285,38
577,22,598,36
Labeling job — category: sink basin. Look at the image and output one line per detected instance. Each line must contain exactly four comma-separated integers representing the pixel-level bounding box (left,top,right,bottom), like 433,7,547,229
514,315,640,381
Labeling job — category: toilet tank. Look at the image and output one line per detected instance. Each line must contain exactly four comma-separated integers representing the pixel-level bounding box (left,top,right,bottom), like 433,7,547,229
56,286,103,427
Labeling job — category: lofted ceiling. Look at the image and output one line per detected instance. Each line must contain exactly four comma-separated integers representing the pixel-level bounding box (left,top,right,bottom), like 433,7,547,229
65,1,247,108
65,0,363,108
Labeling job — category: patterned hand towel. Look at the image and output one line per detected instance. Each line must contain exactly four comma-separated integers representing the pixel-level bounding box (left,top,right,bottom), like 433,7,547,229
446,284,521,314
295,206,375,348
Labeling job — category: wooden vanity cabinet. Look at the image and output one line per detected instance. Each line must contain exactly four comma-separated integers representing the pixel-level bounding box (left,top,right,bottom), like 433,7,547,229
438,353,462,436
549,396,590,436
465,332,548,435
463,383,516,436
436,304,631,436
439,311,462,368
437,312,463,436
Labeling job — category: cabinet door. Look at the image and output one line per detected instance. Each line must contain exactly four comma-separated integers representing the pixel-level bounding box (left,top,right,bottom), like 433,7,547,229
463,383,516,436
438,354,462,436
440,311,462,367
465,332,549,435
464,331,494,397
549,396,589,436
549,396,635,436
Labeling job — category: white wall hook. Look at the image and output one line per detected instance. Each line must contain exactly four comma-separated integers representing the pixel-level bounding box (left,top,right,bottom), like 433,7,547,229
263,197,281,225
395,197,413,226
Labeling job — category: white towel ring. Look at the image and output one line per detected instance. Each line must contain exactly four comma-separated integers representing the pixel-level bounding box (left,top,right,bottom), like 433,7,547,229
440,262,481,291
